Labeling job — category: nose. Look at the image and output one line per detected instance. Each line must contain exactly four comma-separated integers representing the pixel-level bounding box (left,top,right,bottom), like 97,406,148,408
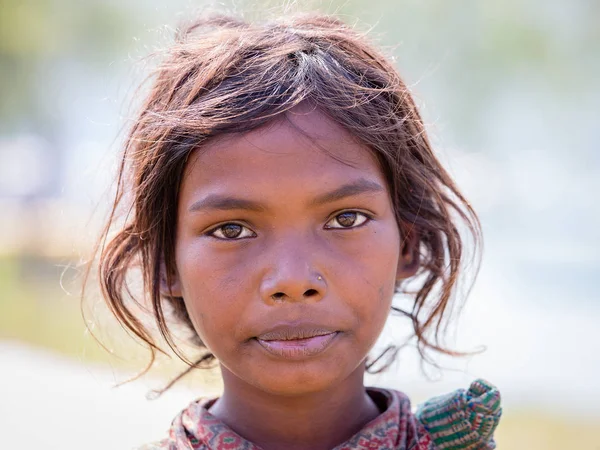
259,237,327,304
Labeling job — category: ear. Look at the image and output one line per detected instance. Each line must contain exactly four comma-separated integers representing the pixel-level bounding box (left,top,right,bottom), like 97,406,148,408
396,225,420,281
159,262,183,298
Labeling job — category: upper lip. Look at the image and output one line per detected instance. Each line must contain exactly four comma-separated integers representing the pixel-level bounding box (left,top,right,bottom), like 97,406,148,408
256,323,338,341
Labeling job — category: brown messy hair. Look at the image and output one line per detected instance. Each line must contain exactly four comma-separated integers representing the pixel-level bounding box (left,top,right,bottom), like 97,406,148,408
87,12,481,385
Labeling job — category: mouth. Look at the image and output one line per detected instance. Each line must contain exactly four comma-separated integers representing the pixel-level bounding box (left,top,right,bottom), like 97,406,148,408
254,324,339,359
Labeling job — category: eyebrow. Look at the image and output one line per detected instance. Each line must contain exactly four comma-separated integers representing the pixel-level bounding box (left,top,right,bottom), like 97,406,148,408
188,195,266,213
309,178,385,206
187,179,385,213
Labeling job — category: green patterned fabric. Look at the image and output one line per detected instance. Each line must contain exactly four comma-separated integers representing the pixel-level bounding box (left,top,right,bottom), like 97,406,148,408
415,379,502,449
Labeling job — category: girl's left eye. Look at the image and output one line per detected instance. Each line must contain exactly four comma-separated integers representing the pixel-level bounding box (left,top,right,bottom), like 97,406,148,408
208,223,256,240
325,211,370,229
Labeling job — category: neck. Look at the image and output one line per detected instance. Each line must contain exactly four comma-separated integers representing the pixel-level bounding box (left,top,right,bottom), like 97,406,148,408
209,362,381,450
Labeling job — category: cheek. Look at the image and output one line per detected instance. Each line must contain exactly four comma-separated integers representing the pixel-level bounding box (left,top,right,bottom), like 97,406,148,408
360,227,399,315
340,221,400,292
329,222,400,334
176,243,253,345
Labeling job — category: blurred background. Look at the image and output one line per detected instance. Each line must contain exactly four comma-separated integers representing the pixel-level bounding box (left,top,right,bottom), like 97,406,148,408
1,0,598,448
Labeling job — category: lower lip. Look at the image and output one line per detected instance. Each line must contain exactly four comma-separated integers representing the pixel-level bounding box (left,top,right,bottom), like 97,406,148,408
256,332,338,359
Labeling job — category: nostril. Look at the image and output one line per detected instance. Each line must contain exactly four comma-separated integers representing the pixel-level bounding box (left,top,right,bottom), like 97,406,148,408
271,292,285,301
304,289,318,297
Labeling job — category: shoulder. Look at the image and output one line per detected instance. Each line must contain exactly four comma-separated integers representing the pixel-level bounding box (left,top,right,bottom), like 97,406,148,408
415,379,502,450
133,397,215,450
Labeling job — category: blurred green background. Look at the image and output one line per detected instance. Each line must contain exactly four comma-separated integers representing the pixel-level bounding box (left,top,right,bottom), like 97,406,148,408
1,0,599,448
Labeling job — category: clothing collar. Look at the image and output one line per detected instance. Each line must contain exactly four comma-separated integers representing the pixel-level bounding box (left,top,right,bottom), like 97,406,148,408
165,388,434,450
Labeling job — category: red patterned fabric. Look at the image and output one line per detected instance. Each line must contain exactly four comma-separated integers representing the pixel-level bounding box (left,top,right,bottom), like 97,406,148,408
140,388,436,450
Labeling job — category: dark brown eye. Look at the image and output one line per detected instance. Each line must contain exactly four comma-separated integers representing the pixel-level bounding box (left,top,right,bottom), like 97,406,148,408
325,211,369,229
221,224,243,238
209,223,255,240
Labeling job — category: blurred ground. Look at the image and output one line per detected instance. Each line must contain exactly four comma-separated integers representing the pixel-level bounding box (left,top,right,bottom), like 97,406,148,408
0,341,198,449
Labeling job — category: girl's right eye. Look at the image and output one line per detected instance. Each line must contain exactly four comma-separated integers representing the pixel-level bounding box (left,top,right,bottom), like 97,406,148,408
207,223,256,240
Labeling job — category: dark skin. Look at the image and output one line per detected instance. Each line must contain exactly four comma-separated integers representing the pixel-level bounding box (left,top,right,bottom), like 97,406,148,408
169,105,418,450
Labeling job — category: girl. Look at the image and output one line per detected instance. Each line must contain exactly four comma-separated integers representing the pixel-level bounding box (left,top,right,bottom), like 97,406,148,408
93,11,502,450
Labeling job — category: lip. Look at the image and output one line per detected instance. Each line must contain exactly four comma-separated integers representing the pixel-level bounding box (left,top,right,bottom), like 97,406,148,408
255,324,339,359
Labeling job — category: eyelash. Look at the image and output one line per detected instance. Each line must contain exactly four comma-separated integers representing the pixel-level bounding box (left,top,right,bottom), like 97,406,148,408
206,210,372,241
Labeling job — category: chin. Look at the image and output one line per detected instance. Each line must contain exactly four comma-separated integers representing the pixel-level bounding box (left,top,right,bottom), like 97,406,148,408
253,366,347,396
226,355,354,397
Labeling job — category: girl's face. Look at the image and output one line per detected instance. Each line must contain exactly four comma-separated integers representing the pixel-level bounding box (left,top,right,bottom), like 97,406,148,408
172,107,413,395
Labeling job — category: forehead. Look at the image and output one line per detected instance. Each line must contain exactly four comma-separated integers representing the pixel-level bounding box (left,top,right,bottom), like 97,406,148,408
181,107,386,198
